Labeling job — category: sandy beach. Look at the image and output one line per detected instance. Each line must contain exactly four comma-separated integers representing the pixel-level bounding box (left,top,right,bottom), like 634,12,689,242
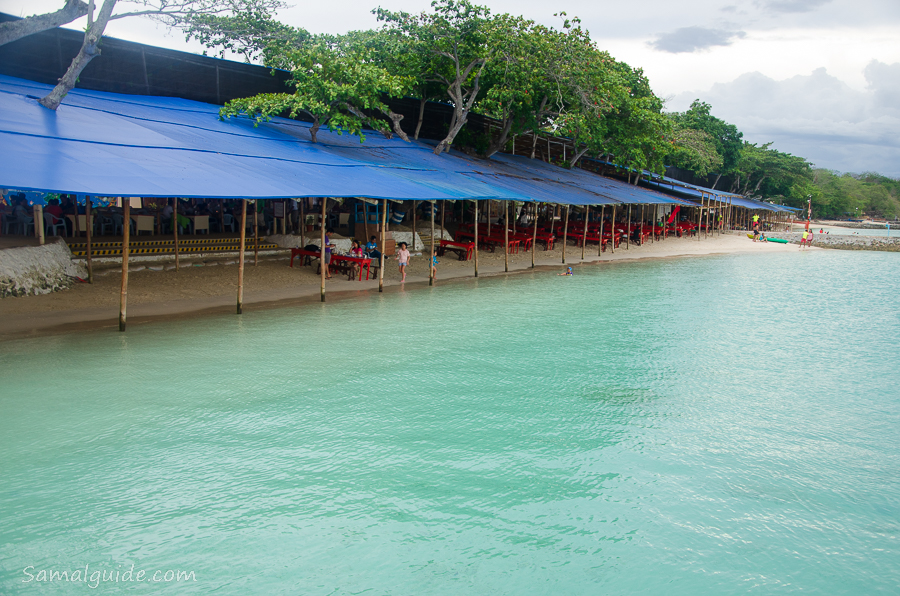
0,231,804,339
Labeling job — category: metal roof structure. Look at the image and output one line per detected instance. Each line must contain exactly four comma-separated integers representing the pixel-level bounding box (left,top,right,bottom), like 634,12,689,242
0,75,694,207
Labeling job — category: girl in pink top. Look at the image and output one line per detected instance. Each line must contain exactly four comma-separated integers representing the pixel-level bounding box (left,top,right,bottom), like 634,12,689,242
396,242,411,282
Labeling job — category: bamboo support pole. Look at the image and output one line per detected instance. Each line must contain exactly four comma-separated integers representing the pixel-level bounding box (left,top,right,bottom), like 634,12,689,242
562,205,569,263
85,197,93,283
487,200,492,237
33,204,44,245
119,199,130,332
429,201,435,286
474,199,479,277
582,205,588,260
300,198,305,247
640,205,644,246
598,206,605,256
626,205,631,249
503,200,509,272
412,200,417,250
237,199,247,314
320,199,327,302
440,201,445,244
705,196,711,238
699,197,704,239
610,205,616,253
254,204,259,266
171,198,179,270
379,199,386,292
531,202,538,268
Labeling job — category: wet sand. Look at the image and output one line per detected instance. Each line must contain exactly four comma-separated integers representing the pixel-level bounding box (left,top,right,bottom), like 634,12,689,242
0,232,804,340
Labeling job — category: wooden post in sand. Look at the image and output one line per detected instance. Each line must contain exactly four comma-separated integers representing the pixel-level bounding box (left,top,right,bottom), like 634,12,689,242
320,199,327,302
300,198,305,247
254,204,259,266
440,201,445,245
73,197,80,237
582,205,589,261
119,199,131,332
640,204,644,246
705,196,712,239
237,199,247,314
379,199,386,292
562,205,569,263
487,200,492,237
412,200,417,250
33,204,44,245
598,206,605,256
474,199,479,277
698,195,704,241
173,198,180,271
85,197,93,283
610,205,616,253
531,202,538,268
504,200,509,273
429,200,435,286
625,205,631,249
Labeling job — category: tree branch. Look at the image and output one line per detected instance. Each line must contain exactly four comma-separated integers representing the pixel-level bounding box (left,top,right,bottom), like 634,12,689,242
0,0,89,47
39,0,118,111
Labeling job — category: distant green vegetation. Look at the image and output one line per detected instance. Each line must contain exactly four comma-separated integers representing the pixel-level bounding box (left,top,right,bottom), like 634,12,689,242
665,101,899,220
810,170,900,220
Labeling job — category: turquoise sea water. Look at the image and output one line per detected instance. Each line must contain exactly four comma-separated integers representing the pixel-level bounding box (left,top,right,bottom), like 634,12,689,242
1,250,899,594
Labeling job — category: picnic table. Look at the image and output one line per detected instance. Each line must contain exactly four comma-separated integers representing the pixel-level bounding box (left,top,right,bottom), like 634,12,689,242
289,248,373,281
437,239,475,261
456,231,520,253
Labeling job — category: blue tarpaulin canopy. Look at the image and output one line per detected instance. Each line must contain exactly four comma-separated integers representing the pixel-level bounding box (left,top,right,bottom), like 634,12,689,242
0,74,693,206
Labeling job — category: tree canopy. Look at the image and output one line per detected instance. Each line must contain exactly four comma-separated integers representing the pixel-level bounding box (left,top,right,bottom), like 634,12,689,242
189,0,672,170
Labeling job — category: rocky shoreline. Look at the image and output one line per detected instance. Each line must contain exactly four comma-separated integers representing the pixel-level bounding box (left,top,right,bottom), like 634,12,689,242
814,220,898,230
779,232,900,252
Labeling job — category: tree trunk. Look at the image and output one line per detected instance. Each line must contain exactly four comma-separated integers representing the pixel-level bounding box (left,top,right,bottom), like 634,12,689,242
711,173,722,190
569,146,590,169
414,97,426,140
39,0,117,111
385,110,409,141
309,117,320,143
434,111,467,155
484,114,514,159
0,0,89,47
433,65,483,155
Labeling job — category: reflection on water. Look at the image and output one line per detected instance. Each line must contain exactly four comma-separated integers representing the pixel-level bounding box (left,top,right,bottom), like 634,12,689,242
1,250,899,594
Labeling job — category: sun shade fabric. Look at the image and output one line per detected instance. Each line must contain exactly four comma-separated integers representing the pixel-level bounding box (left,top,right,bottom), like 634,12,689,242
0,74,688,206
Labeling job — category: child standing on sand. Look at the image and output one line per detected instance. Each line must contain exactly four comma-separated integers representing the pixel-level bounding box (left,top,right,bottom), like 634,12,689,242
397,242,411,282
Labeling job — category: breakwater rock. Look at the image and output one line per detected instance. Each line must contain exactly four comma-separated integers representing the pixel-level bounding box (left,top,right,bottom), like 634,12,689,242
779,232,900,252
0,239,87,298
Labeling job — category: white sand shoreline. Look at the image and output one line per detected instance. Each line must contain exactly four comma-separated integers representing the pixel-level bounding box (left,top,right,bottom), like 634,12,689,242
0,232,806,340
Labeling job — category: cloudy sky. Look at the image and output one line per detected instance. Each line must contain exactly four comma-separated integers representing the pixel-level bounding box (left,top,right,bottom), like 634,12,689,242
3,0,899,176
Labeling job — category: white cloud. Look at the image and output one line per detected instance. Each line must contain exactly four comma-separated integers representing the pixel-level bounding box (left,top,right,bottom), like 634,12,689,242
672,63,900,176
649,27,746,53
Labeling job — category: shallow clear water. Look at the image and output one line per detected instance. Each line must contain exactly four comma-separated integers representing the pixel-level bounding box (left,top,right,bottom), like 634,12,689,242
2,251,899,594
